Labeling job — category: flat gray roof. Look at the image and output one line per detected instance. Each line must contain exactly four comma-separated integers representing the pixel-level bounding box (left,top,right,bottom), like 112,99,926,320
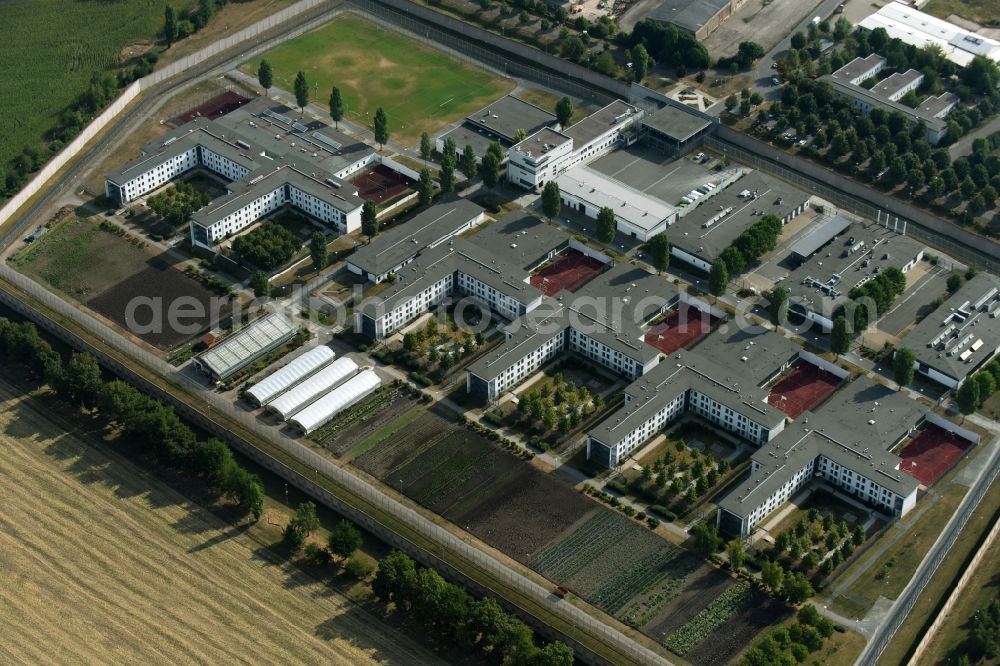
435,124,497,159
918,92,959,118
589,325,799,447
511,127,572,154
902,272,1000,384
822,76,947,132
562,100,639,148
830,54,884,84
642,105,712,142
785,220,927,312
464,95,557,143
467,262,674,382
649,0,731,33
556,166,676,233
719,376,923,516
347,199,486,277
871,69,923,99
192,163,363,227
668,171,811,263
214,98,374,175
106,118,262,185
465,212,570,271
790,213,852,261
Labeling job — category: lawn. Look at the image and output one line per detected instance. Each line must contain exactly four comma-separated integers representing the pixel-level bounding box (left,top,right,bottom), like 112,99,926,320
242,14,515,146
923,0,999,25
0,0,200,176
826,483,968,619
0,377,443,665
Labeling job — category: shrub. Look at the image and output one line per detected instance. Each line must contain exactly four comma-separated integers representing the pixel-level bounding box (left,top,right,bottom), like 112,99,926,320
605,480,628,494
345,553,377,580
410,371,433,386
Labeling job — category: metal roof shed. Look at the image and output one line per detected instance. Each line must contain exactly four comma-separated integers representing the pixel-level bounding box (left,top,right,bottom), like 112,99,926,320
246,346,336,407
195,313,297,381
290,369,381,434
268,357,360,420
790,214,852,262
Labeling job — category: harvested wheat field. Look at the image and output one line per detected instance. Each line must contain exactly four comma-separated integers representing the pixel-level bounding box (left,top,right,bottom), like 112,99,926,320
0,380,442,665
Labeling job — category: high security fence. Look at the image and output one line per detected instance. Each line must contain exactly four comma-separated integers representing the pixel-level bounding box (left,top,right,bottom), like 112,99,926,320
0,261,672,666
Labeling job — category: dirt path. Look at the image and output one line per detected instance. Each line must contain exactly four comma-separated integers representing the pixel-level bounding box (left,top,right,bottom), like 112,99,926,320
0,381,444,666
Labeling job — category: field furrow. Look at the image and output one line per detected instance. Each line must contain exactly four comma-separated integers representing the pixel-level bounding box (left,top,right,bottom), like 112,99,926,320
0,382,443,666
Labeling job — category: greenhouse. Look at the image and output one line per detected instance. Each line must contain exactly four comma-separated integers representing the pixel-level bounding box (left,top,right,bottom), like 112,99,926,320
245,346,336,407
267,357,360,420
290,369,381,434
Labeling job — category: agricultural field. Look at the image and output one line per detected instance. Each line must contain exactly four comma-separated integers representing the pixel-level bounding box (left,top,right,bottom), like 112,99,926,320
310,382,421,457
0,0,197,169
241,14,515,146
0,379,443,665
355,406,596,558
12,213,227,350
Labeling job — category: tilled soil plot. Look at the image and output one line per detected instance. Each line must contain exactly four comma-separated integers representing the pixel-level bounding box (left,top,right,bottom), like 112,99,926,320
684,595,790,666
643,566,736,642
353,409,455,476
318,390,420,457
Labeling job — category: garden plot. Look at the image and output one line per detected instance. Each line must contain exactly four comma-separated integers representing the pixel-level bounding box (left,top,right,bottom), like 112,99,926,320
639,565,735,640
356,413,596,558
310,384,419,456
664,582,755,657
684,595,790,666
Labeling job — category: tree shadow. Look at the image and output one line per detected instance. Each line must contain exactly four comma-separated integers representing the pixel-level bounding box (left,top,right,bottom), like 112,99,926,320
187,523,250,553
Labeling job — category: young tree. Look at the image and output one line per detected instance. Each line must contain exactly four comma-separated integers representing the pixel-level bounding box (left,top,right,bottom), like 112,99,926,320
596,206,616,243
555,96,574,127
418,168,435,207
373,107,389,149
725,95,737,113
327,520,364,560
691,522,721,555
328,86,344,128
709,259,728,296
459,144,477,179
164,4,178,46
309,231,327,272
512,128,527,143
761,560,785,594
956,378,981,417
631,43,651,82
541,181,561,218
420,132,433,162
257,59,273,95
480,152,501,188
440,156,455,194
893,347,916,388
769,285,788,326
727,539,746,571
293,71,309,112
647,233,670,273
361,200,378,238
250,270,270,298
831,315,851,356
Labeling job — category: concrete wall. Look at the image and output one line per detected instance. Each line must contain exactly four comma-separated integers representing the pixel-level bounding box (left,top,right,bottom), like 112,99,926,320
708,126,1000,273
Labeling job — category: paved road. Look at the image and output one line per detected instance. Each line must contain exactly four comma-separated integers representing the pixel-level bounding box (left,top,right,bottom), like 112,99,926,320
949,113,1000,159
855,415,1000,665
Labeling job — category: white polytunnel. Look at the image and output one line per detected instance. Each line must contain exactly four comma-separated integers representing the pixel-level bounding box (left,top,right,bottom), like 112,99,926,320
290,369,381,434
245,346,336,407
267,357,360,420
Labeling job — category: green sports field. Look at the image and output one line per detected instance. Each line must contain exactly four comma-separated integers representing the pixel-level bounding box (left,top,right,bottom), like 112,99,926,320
243,14,515,146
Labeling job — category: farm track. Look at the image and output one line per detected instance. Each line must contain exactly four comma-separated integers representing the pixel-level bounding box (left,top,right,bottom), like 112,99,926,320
0,379,443,666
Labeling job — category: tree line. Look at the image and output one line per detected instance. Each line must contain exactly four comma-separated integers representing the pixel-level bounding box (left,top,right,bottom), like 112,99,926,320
0,317,264,519
373,550,574,665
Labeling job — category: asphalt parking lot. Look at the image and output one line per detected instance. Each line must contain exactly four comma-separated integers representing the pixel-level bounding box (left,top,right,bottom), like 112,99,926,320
874,263,950,337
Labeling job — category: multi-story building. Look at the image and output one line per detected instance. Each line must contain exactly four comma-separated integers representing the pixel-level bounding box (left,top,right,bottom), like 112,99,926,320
716,377,972,537
105,98,373,251
507,100,641,190
587,326,802,467
898,273,1000,389
822,55,959,145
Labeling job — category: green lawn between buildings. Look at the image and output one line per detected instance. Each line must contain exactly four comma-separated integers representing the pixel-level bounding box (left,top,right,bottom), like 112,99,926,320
242,14,515,147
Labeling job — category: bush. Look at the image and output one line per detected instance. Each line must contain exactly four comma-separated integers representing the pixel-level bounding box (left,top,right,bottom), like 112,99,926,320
410,371,433,386
345,553,377,580
605,480,629,494
231,223,302,270
647,517,661,529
